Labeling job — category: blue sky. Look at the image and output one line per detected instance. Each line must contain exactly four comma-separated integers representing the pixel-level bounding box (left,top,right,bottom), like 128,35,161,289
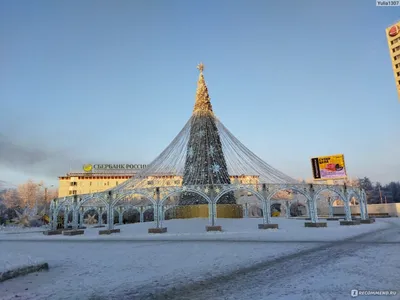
0,0,399,187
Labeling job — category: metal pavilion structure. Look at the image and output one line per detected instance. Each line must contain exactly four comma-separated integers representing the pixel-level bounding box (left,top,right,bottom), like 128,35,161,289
49,64,370,232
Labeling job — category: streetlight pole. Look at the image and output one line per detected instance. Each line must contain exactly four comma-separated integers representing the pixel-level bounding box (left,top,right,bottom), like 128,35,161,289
379,186,383,204
38,183,54,213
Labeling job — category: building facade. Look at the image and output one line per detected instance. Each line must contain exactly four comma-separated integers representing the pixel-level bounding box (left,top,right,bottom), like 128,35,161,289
386,21,400,101
58,172,138,197
58,164,260,198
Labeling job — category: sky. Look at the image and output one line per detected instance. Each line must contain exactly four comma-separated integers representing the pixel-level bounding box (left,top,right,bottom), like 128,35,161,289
0,0,399,188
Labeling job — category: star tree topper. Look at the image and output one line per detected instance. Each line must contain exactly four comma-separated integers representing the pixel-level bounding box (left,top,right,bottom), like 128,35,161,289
197,63,204,73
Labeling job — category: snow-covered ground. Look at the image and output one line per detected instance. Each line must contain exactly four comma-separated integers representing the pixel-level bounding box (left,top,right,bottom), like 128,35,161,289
0,217,391,242
159,218,400,300
0,218,396,300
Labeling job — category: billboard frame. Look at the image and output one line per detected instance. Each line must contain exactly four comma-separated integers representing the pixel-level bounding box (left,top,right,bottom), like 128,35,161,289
310,154,347,181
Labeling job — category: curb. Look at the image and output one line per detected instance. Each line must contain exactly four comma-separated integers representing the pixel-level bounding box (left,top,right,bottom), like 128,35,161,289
0,262,49,283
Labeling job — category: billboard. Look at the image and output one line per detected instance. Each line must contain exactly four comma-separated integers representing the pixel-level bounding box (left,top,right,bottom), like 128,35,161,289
82,164,147,173
311,154,347,180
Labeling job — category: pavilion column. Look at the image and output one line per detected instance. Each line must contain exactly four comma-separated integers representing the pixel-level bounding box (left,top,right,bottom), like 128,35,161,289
98,208,103,226
285,201,290,218
108,208,114,229
52,211,58,230
359,192,366,220
72,209,79,229
303,185,327,228
343,187,352,222
140,206,144,223
49,212,53,229
207,186,217,226
154,188,161,228
107,191,114,230
79,209,84,228
306,198,312,218
64,208,69,229
49,210,53,226
147,187,167,233
308,185,318,223
262,185,271,224
72,196,79,229
161,205,165,222
257,184,278,229
307,198,315,223
244,203,249,218
52,204,58,230
328,197,334,218
363,191,369,219
119,208,123,225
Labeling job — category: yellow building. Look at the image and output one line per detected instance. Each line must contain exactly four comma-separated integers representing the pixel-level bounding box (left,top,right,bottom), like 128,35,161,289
58,164,260,198
386,21,400,101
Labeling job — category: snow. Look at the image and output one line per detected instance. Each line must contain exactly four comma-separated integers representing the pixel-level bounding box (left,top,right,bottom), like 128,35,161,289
0,217,390,242
0,225,47,234
0,218,395,300
172,218,400,300
0,253,45,274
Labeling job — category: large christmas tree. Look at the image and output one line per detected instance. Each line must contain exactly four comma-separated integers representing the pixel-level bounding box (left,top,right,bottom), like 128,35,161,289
180,64,236,205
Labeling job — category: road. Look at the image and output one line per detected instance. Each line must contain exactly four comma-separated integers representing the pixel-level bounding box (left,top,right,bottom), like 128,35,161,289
113,221,400,300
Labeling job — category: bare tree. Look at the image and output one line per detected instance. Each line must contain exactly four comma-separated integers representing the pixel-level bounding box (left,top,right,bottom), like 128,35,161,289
17,180,40,209
2,189,22,208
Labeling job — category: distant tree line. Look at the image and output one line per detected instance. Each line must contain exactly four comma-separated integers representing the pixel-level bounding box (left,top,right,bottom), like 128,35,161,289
358,177,400,204
298,177,400,204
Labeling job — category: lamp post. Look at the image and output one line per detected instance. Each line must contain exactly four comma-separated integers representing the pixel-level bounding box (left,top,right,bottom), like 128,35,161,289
38,183,54,213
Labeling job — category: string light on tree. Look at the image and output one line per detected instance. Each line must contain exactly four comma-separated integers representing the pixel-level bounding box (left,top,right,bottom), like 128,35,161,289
181,63,235,204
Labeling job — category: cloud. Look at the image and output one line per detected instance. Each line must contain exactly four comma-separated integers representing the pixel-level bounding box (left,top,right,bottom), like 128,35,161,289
0,133,82,178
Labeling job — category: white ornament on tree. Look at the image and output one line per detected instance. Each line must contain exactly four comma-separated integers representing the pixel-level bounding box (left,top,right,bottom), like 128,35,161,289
209,145,215,156
211,163,221,173
188,147,194,158
197,130,205,137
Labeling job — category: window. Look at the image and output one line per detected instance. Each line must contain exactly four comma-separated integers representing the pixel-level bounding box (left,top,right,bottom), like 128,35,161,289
393,46,400,53
174,180,180,185
89,181,92,186
72,190,77,195
69,191,72,195
147,180,154,185
397,72,400,77
70,182,77,186
392,37,400,45
166,181,170,185
394,54,400,60
116,181,119,185
396,63,400,69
